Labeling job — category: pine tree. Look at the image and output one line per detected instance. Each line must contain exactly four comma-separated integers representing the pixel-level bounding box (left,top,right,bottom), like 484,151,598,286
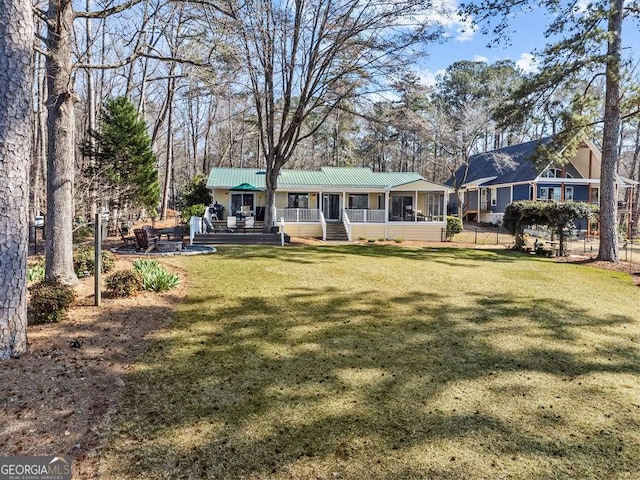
84,97,160,213
463,0,634,262
0,0,32,359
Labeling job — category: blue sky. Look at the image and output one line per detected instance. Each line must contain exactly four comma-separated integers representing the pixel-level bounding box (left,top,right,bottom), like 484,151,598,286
415,0,640,86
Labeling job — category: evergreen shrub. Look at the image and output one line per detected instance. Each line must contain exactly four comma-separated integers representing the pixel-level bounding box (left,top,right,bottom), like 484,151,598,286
106,270,144,297
28,280,76,324
74,247,116,278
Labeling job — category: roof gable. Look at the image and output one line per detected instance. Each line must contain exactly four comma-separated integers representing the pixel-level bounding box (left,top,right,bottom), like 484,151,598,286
450,138,552,188
449,137,603,188
392,179,453,191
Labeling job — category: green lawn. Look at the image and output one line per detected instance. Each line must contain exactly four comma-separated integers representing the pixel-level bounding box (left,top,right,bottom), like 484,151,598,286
101,246,640,479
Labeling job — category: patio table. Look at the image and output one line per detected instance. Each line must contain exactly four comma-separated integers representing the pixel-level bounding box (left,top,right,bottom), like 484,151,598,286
154,227,175,240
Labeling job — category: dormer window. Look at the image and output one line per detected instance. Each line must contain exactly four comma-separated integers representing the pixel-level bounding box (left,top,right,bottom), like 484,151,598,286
542,167,573,178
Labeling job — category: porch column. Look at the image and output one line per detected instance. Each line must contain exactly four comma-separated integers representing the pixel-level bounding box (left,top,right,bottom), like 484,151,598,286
628,185,634,238
415,190,418,221
385,190,390,239
342,191,347,220
445,191,450,217
477,189,481,220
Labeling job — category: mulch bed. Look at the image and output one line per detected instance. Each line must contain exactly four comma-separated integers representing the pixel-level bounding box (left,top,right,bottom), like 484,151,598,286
0,257,186,478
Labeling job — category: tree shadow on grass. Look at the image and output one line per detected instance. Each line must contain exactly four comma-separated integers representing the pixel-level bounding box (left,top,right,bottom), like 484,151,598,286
214,245,539,268
100,280,640,479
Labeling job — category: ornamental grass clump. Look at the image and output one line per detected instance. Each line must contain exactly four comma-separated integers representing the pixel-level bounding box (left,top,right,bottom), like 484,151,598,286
105,270,144,298
28,280,76,324
132,259,180,293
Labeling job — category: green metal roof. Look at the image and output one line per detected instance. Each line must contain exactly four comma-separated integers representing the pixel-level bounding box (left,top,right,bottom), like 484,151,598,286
207,167,444,190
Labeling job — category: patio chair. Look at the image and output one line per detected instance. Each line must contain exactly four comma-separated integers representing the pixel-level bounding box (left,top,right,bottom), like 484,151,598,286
244,216,255,232
135,226,158,253
170,225,186,241
226,216,237,232
118,226,135,245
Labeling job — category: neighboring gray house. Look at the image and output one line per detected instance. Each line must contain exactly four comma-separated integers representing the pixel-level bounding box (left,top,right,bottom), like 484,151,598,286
448,137,637,230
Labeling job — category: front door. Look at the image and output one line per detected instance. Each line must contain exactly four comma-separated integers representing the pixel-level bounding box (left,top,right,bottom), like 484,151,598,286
323,194,341,221
230,193,254,216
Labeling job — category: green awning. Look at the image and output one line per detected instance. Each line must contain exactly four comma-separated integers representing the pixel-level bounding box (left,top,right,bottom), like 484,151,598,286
230,183,262,191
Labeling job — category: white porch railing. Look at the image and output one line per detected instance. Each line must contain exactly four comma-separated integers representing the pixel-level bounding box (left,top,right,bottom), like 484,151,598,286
275,208,321,222
320,210,327,241
343,211,352,241
344,209,385,223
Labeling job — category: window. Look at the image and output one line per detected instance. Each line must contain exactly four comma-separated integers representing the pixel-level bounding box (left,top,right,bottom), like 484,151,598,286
539,187,548,200
425,193,445,221
390,196,413,220
542,167,573,178
565,186,574,201
287,193,309,208
480,188,488,209
539,187,561,202
230,193,254,215
348,194,368,209
490,188,497,207
590,187,599,204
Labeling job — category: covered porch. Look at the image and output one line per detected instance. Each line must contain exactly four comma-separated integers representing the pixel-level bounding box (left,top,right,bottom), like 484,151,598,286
206,167,451,242
272,184,449,241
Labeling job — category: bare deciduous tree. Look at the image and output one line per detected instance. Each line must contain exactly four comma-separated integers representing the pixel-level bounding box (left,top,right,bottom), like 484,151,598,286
217,0,442,231
34,0,145,284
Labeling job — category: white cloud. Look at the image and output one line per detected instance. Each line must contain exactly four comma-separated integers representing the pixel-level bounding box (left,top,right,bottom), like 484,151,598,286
516,53,539,73
418,0,477,43
412,67,446,87
576,0,592,12
473,55,488,63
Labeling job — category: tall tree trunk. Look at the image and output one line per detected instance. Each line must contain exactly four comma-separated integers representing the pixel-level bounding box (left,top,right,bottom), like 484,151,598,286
0,0,33,359
85,0,97,219
263,162,281,233
597,0,623,262
160,76,175,220
45,0,79,284
631,120,640,237
30,52,46,243
202,99,215,174
150,63,175,149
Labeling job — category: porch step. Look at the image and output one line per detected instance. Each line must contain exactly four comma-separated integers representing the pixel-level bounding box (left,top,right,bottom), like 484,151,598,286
192,233,289,245
325,223,349,241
